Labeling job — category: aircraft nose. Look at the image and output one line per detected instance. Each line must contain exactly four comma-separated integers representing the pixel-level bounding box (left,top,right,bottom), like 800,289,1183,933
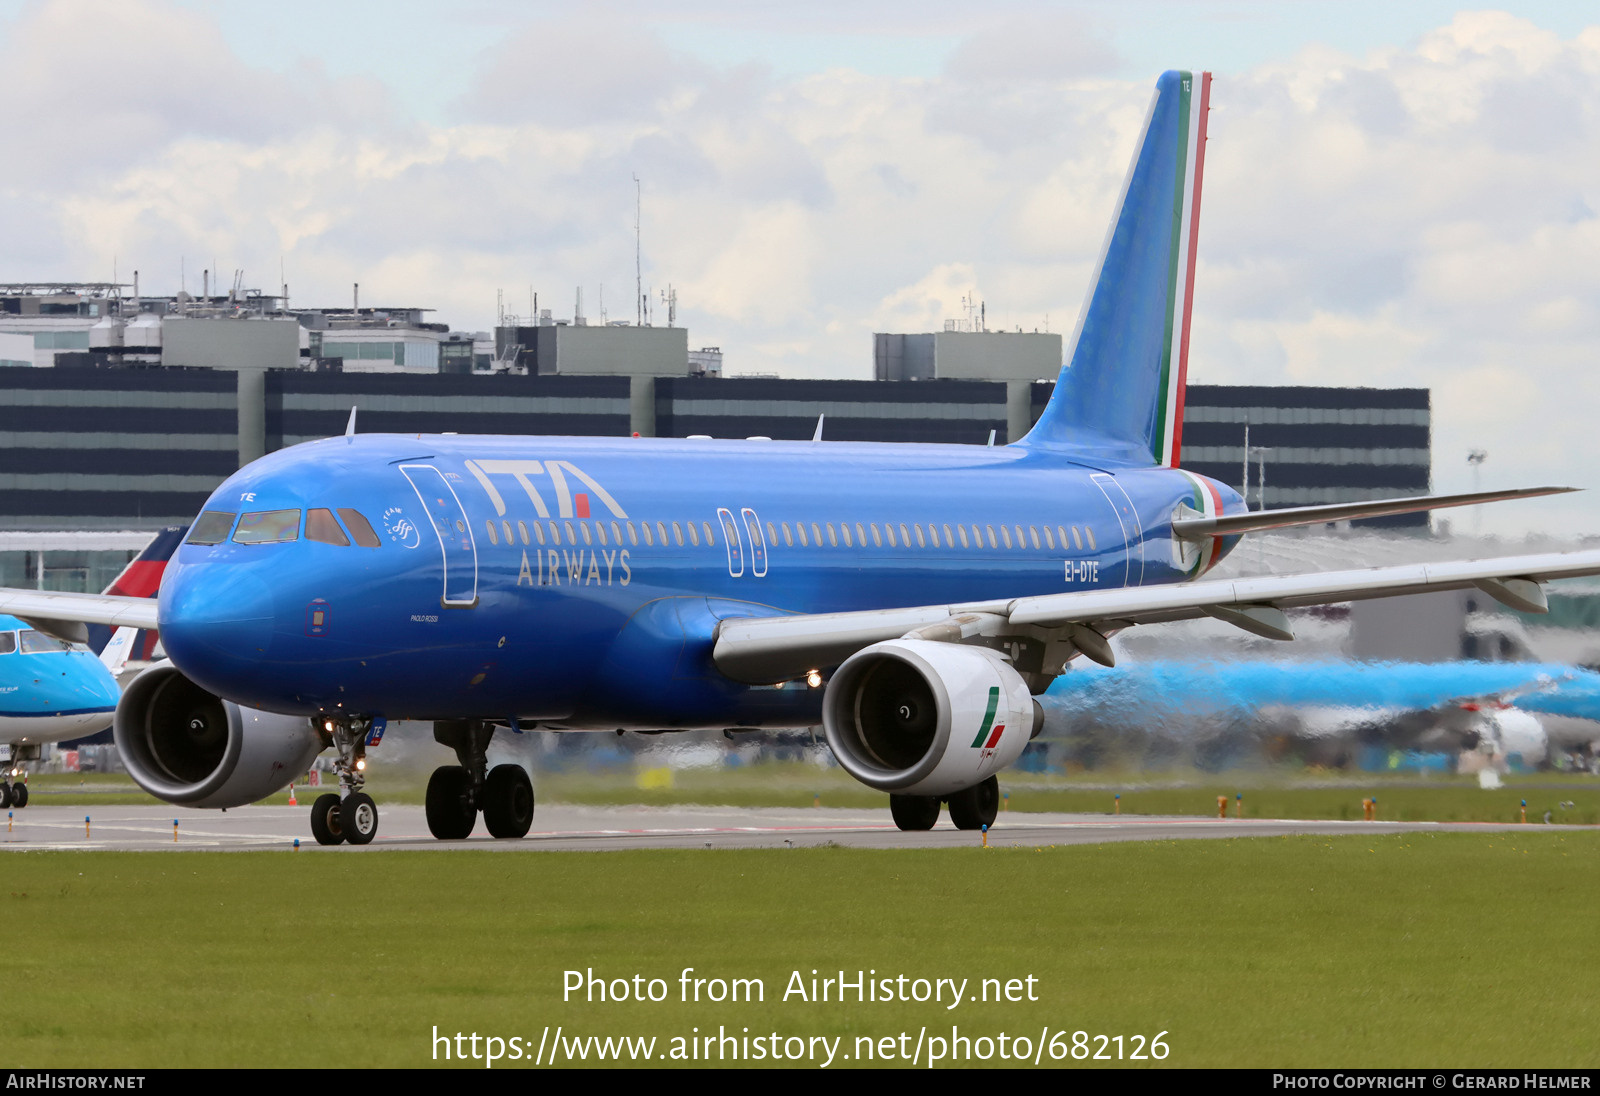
159,564,275,674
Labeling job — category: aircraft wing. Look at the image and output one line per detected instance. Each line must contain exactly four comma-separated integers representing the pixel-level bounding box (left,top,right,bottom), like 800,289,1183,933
0,589,161,645
713,549,1600,683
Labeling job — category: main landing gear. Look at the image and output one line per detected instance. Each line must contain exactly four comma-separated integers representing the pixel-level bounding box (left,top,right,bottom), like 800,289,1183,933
425,720,534,841
0,743,39,809
308,717,379,847
890,775,1000,833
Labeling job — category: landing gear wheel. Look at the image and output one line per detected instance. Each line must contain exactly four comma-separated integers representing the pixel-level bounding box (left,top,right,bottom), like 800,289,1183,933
483,764,534,839
0,785,11,810
310,793,345,846
889,793,941,831
947,776,1000,831
426,765,476,840
342,792,378,845
11,784,26,808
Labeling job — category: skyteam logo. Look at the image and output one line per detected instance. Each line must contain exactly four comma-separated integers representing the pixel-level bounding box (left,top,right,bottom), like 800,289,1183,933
970,687,1005,752
382,507,421,548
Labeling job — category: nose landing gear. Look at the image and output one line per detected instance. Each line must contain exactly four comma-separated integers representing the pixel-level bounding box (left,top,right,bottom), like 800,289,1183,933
308,716,379,847
425,720,535,840
1,744,38,809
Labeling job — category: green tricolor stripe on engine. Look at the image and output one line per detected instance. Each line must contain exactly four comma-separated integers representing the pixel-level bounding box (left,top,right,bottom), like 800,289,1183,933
970,687,1000,748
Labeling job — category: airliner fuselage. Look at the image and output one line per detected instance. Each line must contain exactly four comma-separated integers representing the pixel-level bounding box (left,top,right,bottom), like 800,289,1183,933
159,433,1242,728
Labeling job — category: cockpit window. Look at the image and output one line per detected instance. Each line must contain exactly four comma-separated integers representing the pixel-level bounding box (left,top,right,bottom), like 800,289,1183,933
233,510,301,544
19,630,70,653
306,508,350,546
338,508,381,548
187,510,237,545
0,632,14,654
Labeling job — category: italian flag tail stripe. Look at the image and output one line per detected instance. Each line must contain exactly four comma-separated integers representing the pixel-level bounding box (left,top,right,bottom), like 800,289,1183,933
971,687,1000,748
1154,71,1211,469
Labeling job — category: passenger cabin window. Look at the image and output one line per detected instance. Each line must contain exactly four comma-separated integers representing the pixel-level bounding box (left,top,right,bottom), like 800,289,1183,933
0,632,14,654
338,509,381,547
1085,527,1098,550
518,522,530,546
20,630,70,653
702,521,715,546
306,508,350,546
187,510,237,545
233,510,301,544
484,520,500,545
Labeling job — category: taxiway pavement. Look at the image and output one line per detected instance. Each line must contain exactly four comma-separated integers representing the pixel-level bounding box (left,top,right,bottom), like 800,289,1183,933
0,803,1586,851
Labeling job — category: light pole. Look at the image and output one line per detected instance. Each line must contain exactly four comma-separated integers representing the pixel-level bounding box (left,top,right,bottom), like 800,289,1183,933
1468,449,1488,534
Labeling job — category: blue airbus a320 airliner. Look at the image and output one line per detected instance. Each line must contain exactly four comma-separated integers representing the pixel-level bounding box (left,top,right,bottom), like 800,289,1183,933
3,71,1596,845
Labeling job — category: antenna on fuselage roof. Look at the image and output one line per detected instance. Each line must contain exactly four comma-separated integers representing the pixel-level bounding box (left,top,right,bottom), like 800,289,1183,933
345,406,357,440
812,414,824,443
986,429,996,447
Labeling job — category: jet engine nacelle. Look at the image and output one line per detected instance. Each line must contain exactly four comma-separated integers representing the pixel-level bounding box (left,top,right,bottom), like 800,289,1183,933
113,661,325,809
822,639,1041,797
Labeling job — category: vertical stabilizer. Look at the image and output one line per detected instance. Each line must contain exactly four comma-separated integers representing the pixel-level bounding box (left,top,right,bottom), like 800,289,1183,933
1021,70,1210,465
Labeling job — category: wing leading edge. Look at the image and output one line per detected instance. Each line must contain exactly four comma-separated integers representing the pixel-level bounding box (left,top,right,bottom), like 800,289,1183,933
712,549,1600,684
0,590,161,645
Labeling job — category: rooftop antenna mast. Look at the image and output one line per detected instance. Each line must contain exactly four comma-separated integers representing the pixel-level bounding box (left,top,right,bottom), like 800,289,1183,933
633,173,642,326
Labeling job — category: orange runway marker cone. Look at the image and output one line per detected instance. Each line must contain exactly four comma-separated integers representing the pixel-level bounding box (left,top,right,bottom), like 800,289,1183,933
288,784,297,807
1217,795,1227,819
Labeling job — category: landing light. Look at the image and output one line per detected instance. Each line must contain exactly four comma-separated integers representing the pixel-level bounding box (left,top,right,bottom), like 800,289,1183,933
355,759,366,771
806,669,822,689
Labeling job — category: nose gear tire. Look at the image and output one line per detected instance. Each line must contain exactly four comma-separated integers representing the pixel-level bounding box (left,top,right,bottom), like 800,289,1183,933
342,791,379,845
310,793,345,846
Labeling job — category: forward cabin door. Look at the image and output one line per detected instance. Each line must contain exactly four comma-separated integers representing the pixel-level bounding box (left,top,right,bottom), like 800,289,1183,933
400,464,480,608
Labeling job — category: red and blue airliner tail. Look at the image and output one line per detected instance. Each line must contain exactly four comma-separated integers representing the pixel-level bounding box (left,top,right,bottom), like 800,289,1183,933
87,525,186,658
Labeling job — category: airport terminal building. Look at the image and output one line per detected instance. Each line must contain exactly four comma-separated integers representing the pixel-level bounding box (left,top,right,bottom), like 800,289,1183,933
0,291,1433,588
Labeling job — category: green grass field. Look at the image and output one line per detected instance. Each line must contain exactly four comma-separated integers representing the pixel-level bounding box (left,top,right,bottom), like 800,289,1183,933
22,762,1600,825
4,833,1598,1068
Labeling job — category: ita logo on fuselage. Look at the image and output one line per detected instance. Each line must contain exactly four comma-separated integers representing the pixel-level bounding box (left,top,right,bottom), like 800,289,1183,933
463,459,628,521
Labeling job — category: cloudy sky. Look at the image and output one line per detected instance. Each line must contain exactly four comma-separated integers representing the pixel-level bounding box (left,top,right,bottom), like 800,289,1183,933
1,1,1597,535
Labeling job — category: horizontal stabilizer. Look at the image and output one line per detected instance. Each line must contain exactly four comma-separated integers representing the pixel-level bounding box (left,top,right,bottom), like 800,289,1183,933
1171,486,1575,539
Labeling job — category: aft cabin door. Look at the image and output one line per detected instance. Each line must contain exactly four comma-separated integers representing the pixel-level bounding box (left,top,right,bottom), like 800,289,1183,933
1090,473,1144,587
401,464,480,608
